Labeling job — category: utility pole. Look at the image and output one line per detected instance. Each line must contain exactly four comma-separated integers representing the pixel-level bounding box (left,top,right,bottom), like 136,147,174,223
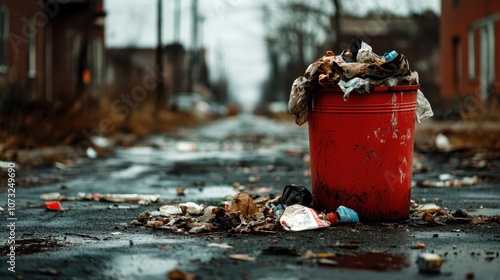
174,0,181,42
191,0,198,50
188,0,198,92
155,0,165,116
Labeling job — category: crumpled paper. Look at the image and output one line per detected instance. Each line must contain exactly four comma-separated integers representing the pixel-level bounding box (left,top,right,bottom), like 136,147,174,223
288,37,433,125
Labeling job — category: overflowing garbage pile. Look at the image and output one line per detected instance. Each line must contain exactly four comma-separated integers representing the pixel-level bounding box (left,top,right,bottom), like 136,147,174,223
288,36,434,126
127,188,499,234
130,184,359,234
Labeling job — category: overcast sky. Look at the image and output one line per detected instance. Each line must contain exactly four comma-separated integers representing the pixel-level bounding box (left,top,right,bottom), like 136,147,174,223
105,0,440,106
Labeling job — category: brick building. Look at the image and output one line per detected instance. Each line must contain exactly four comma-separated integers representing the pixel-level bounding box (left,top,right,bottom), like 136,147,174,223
0,0,105,102
440,0,500,101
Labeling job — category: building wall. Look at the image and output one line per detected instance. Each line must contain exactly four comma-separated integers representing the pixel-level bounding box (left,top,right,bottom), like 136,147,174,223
0,1,41,93
0,0,105,101
441,0,500,99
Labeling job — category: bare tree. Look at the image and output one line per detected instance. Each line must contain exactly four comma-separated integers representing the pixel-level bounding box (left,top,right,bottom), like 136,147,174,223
261,0,338,103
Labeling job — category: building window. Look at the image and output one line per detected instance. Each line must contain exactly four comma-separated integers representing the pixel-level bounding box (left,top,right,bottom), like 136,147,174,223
28,17,36,78
93,38,103,85
0,5,8,73
480,23,495,100
469,13,500,100
467,29,475,81
453,37,462,93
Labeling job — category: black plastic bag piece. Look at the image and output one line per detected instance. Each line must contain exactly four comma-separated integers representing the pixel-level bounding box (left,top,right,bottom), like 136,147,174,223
349,36,363,62
282,184,312,207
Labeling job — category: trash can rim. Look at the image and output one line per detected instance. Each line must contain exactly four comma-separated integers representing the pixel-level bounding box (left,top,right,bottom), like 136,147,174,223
318,84,420,93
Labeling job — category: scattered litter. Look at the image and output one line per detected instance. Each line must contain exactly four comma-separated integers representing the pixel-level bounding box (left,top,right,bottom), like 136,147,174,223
248,175,261,183
265,196,283,216
158,244,172,250
179,202,204,215
159,205,184,216
280,204,333,231
176,187,187,196
39,192,161,205
301,250,336,259
281,184,312,207
38,268,59,276
411,202,500,225
111,232,122,235
273,204,285,216
108,205,139,210
334,241,360,249
0,207,4,211
207,243,233,249
336,206,360,223
90,136,112,149
189,224,211,234
411,242,426,249
40,192,66,201
44,201,65,211
86,147,98,159
167,268,197,280
435,133,452,152
417,253,443,273
229,254,255,262
418,175,479,188
87,193,160,205
254,187,273,194
132,193,278,234
229,192,259,218
438,174,453,181
175,141,198,152
317,258,338,266
415,203,441,213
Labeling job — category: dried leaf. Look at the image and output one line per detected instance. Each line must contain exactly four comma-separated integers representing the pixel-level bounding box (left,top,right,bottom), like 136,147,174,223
230,193,258,217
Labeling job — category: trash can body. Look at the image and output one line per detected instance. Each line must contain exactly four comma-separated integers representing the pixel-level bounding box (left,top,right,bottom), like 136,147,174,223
308,85,418,221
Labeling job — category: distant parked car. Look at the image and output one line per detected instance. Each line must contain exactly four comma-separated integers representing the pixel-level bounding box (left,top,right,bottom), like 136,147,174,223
206,100,229,117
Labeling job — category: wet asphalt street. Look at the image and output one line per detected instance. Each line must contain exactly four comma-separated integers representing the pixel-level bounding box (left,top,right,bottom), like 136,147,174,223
1,113,500,280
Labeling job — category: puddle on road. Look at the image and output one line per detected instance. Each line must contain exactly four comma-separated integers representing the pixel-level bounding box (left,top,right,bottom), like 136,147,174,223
108,254,177,279
111,165,151,179
321,252,409,272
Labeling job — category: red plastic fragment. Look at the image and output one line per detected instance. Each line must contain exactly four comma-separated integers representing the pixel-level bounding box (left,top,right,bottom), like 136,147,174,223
45,201,63,211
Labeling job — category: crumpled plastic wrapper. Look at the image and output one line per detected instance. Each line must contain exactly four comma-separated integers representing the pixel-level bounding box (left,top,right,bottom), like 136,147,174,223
288,76,309,126
288,36,433,125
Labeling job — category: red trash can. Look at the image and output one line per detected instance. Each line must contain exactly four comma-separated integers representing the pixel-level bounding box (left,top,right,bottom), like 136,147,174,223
308,85,419,221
